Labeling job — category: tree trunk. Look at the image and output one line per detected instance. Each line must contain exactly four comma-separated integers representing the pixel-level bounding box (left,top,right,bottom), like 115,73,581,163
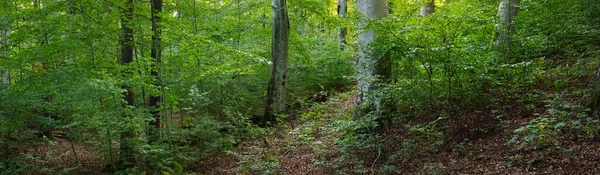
420,0,435,16
264,0,289,125
356,0,390,118
1,27,9,85
1,71,7,84
118,0,136,169
337,0,347,50
494,0,520,52
149,0,163,139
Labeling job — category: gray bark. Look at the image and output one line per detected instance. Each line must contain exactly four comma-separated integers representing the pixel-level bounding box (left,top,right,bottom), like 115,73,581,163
494,0,520,48
264,0,289,125
1,28,9,85
356,0,390,117
1,71,7,84
338,0,347,50
420,1,435,16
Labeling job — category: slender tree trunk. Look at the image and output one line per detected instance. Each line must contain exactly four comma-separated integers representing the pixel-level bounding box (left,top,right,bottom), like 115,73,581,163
149,0,163,139
1,27,9,85
420,0,435,16
264,0,289,125
356,0,390,118
337,0,347,50
118,0,136,169
494,0,520,54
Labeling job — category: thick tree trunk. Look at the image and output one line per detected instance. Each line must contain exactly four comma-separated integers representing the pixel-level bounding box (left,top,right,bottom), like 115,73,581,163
420,0,435,16
149,0,163,139
356,0,390,118
118,0,136,169
494,0,520,50
337,0,347,50
264,0,289,125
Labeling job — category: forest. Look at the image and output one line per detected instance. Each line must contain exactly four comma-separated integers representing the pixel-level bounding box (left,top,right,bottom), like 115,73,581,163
1,0,600,174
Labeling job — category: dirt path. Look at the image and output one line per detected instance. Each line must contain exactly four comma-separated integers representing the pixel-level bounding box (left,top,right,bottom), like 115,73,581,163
195,93,355,175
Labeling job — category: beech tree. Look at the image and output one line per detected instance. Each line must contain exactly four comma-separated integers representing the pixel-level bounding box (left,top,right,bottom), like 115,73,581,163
264,0,289,125
356,0,390,117
420,0,435,16
494,0,520,52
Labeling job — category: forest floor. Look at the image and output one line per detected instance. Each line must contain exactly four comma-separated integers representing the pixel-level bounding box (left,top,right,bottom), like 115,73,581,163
197,70,600,174
22,83,600,174
19,63,600,174
20,84,600,175
194,92,354,175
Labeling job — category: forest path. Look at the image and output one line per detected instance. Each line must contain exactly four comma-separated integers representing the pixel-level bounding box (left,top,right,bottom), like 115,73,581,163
199,92,355,175
275,92,355,174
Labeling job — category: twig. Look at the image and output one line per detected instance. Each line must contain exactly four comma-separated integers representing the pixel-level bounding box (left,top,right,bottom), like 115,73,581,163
69,129,80,167
370,147,382,175
69,137,81,174
585,65,600,90
107,129,117,171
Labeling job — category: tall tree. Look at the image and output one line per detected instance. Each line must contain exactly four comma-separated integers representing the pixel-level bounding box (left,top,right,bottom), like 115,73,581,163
494,0,520,52
356,0,390,118
118,0,136,169
149,0,163,138
337,0,347,50
420,0,435,16
264,0,289,125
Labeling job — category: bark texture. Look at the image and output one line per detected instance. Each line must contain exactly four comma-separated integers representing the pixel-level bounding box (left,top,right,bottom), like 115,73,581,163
494,0,520,48
356,0,390,117
420,1,435,16
264,0,289,125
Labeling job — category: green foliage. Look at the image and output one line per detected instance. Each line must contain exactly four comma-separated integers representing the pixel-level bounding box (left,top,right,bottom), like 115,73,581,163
515,0,600,62
0,156,32,175
403,118,446,155
379,165,403,175
422,162,446,175
376,0,498,109
509,96,600,150
160,162,196,175
0,0,352,172
228,146,281,175
175,115,237,157
452,139,475,156
325,112,382,174
508,116,560,150
0,0,599,173
15,139,79,175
